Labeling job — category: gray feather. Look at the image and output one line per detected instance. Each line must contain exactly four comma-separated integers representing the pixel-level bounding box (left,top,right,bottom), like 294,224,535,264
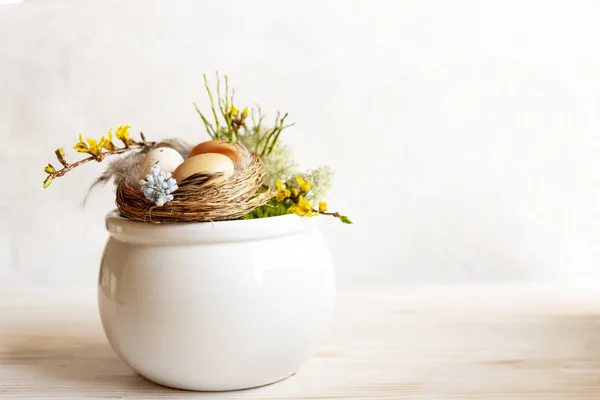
81,138,195,207
81,150,147,206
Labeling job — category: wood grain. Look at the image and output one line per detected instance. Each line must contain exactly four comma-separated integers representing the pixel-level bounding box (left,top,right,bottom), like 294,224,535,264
2,284,600,399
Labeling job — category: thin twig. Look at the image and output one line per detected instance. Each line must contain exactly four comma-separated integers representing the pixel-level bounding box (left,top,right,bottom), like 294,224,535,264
259,112,281,157
216,71,226,118
310,208,352,224
312,209,340,218
194,103,216,138
49,143,149,180
203,73,220,137
266,114,294,156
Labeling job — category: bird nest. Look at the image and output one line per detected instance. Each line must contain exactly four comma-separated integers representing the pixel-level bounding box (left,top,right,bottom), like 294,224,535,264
116,154,274,223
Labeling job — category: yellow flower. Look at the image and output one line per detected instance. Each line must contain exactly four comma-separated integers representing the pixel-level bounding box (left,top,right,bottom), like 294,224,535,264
297,195,312,210
291,195,317,217
102,130,115,150
276,189,291,201
44,164,56,174
290,205,305,216
86,137,103,157
115,125,131,143
291,188,299,197
274,179,291,201
296,176,311,193
230,106,239,116
74,134,89,153
319,201,327,213
276,179,284,191
241,107,249,118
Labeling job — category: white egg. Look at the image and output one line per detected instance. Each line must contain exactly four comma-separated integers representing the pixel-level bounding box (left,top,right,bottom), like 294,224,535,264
139,147,184,179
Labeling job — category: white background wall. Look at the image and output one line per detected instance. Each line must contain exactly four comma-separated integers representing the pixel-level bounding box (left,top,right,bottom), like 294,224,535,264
2,0,600,287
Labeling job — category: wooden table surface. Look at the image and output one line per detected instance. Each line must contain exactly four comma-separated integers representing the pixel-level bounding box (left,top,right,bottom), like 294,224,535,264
2,283,600,399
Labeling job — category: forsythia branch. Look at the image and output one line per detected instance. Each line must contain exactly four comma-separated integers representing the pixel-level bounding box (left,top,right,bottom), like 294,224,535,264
273,177,353,224
43,129,153,188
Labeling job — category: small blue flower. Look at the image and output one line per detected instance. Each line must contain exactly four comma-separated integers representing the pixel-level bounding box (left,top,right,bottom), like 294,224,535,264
139,165,178,206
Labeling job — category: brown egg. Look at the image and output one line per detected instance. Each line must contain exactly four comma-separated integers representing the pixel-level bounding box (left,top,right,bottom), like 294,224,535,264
172,153,235,183
188,140,240,164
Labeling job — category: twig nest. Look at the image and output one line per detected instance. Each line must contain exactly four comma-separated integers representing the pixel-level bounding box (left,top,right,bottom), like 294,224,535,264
116,153,274,223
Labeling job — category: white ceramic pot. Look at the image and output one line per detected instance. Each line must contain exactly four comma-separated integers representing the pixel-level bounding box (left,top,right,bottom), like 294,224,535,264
98,211,336,391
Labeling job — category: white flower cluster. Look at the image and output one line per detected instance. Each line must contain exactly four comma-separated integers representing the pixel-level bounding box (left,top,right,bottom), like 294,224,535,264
239,129,333,201
301,166,333,201
139,166,178,207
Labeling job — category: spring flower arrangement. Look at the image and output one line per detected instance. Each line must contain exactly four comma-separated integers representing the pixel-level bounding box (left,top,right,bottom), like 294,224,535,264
43,74,351,224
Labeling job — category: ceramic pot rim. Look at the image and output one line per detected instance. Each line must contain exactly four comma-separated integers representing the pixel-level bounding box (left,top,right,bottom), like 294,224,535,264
105,210,321,245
